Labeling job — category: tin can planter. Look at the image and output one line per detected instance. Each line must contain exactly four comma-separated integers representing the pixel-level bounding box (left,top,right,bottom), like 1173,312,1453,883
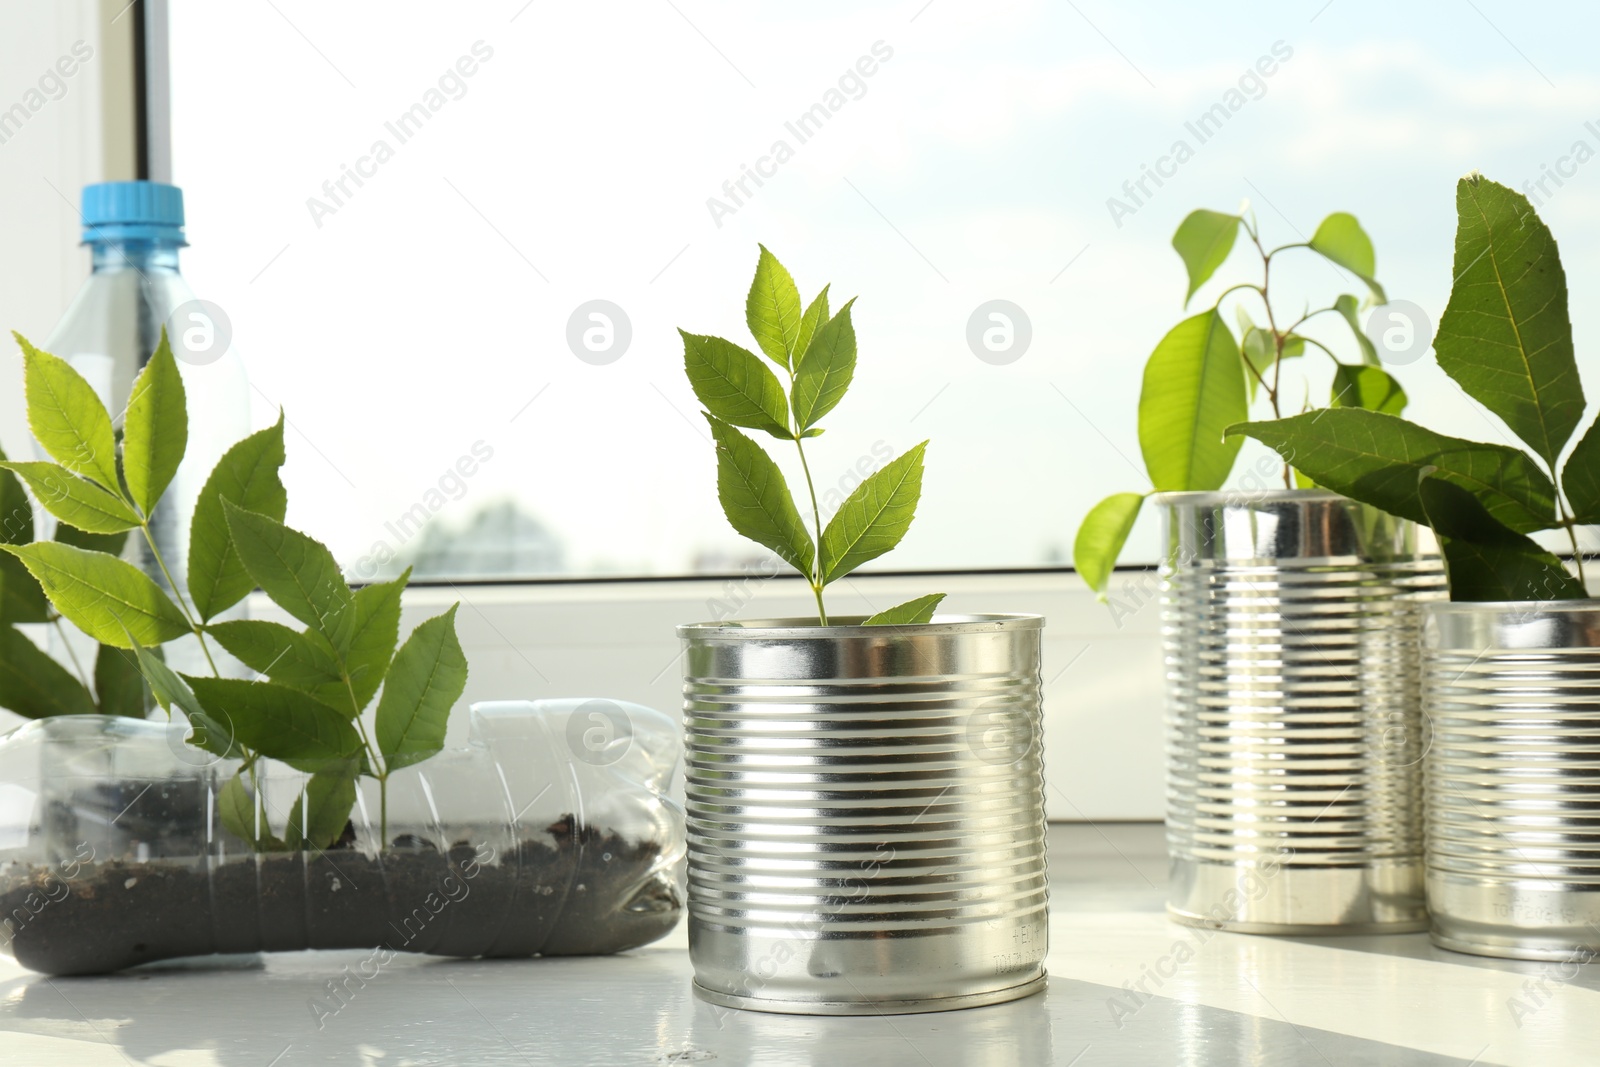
1424,600,1600,960
1157,489,1444,934
679,614,1048,1015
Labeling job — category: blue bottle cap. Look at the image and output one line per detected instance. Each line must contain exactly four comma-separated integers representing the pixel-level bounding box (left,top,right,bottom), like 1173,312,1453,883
80,181,187,245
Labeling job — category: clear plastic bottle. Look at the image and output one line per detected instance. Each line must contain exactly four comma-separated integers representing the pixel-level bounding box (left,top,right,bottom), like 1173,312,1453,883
0,699,685,975
40,182,250,672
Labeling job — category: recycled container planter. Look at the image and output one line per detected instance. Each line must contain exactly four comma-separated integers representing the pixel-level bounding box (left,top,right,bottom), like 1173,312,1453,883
0,699,684,976
1157,489,1445,934
1425,600,1600,960
680,614,1048,1015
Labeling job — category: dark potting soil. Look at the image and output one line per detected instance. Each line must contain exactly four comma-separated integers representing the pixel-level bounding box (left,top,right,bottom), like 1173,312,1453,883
0,816,680,976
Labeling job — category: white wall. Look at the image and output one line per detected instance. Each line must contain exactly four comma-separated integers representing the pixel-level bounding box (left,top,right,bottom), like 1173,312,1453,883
340,573,1168,822
0,1,127,463
0,572,1170,821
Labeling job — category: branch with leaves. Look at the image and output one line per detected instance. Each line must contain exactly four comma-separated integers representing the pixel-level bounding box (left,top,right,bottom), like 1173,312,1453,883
1231,175,1596,601
1073,204,1403,597
0,332,468,851
681,246,942,626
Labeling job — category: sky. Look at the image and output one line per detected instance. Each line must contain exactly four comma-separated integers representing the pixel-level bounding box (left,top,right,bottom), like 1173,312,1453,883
166,0,1600,577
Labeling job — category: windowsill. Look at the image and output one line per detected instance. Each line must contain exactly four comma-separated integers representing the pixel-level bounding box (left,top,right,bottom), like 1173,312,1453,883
0,824,1564,1064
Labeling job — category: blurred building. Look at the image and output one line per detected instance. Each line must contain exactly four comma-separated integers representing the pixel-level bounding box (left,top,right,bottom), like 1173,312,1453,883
397,498,566,578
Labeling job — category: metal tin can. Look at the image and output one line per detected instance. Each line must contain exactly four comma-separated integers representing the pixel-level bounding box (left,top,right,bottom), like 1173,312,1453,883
1156,489,1444,934
679,614,1048,1015
1425,600,1600,960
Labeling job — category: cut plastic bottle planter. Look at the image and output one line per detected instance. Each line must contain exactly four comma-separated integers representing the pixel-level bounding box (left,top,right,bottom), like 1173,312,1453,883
0,700,684,975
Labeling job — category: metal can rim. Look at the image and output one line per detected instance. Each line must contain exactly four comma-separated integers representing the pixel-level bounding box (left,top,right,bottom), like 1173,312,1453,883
677,612,1044,640
1150,487,1350,508
1425,597,1600,617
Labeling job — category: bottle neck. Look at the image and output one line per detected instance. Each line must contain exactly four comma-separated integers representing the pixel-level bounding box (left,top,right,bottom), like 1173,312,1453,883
89,239,182,273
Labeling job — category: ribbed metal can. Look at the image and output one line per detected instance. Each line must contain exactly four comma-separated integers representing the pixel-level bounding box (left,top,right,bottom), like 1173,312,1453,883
679,614,1048,1015
1425,600,1600,960
1156,489,1444,934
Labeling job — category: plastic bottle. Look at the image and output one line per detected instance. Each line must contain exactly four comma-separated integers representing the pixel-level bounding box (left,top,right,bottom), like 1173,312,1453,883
0,699,685,975
41,181,250,670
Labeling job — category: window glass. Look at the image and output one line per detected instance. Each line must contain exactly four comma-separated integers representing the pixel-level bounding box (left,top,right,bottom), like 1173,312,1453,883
168,1,1600,579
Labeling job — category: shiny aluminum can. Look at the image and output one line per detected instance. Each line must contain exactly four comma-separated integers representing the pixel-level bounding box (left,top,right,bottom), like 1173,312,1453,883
1156,489,1444,934
1425,600,1600,960
679,614,1047,1015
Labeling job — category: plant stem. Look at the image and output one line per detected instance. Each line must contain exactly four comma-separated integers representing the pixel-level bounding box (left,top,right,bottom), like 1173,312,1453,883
348,699,391,848
792,438,829,625
50,616,94,694
248,761,268,844
1239,348,1275,397
1283,305,1340,337
1213,282,1265,306
1557,496,1589,591
1568,524,1588,591
1247,231,1293,486
137,523,221,676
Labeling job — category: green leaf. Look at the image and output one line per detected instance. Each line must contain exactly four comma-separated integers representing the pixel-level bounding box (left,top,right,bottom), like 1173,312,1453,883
1418,475,1586,602
16,333,122,493
376,605,469,773
285,766,358,851
1331,364,1407,416
745,244,805,369
1139,309,1245,492
206,619,344,696
1074,492,1145,597
0,444,32,546
127,633,240,759
188,676,362,773
1333,294,1380,366
188,414,288,622
0,627,96,719
705,415,815,576
792,298,857,432
794,285,831,366
1172,210,1239,305
863,592,945,626
0,550,48,624
341,571,409,712
1228,409,1557,533
1309,213,1386,303
681,331,792,439
1436,176,1584,466
0,462,140,533
819,442,927,584
1563,413,1600,524
55,523,129,556
1,542,190,647
218,773,287,852
0,446,47,623
95,643,151,718
122,331,188,515
223,501,355,652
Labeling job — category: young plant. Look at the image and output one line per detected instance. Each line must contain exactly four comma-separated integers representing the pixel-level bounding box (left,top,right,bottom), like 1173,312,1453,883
1073,204,1404,597
0,443,154,720
680,246,942,626
1231,175,1596,602
0,332,469,850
